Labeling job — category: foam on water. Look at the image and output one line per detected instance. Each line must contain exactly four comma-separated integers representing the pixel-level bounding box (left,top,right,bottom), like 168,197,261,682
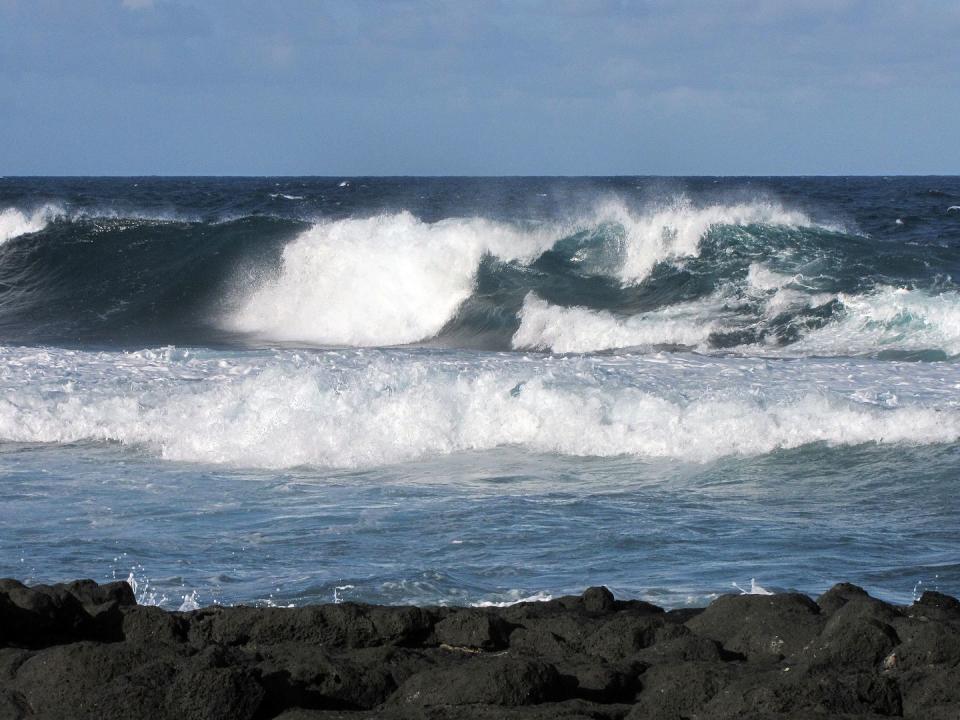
593,197,816,285
790,286,960,357
511,292,720,352
1,346,958,470
225,211,553,346
0,204,62,244
222,199,826,347
472,590,554,608
510,260,960,357
746,262,798,292
744,262,836,319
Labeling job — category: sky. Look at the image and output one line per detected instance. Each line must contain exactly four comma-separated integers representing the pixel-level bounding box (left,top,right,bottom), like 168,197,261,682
1,0,958,175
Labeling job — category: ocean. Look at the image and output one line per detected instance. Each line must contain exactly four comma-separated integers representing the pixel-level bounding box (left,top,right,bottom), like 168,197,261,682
1,176,958,610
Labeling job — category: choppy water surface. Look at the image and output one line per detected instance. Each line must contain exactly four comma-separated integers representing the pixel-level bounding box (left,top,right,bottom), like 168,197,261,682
1,176,958,607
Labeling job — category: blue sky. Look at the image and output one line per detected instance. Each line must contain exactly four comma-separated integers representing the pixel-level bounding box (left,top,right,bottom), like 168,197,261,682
1,0,958,175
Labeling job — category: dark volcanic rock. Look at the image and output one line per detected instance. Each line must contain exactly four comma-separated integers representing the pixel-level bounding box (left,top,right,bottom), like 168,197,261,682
2,578,959,719
434,608,512,650
817,582,871,615
65,578,136,610
582,613,685,662
897,666,960,719
629,661,739,718
632,632,726,663
0,580,92,646
703,665,902,718
802,601,900,668
390,655,563,707
916,590,960,613
892,621,960,668
685,592,824,661
907,590,960,624
582,586,616,614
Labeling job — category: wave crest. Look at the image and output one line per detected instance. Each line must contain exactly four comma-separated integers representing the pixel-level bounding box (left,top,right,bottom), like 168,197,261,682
2,348,957,469
0,204,63,244
511,292,719,353
591,197,815,285
223,198,823,347
224,211,553,346
791,286,960,357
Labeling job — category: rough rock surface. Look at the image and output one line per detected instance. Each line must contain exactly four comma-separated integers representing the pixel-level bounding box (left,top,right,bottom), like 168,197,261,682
0,579,958,719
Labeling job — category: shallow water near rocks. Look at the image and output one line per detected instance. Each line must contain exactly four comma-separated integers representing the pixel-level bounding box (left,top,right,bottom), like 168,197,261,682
2,426,957,609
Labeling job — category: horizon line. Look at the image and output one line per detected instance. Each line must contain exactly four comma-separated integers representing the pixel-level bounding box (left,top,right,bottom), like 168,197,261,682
3,173,960,179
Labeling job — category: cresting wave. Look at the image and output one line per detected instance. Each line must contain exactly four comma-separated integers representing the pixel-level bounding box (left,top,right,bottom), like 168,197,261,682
790,286,960,358
0,204,63,244
224,211,554,346
224,198,822,347
512,272,960,357
511,292,721,353
1,346,958,470
2,193,959,357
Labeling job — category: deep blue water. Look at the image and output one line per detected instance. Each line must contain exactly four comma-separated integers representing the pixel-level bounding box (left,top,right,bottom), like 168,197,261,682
0,177,958,608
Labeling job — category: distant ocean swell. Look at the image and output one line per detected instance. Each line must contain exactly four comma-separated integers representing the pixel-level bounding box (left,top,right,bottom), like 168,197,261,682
1,196,960,357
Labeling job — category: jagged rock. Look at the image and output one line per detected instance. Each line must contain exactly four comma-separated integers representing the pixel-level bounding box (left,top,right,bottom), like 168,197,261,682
917,590,960,613
685,593,824,661
628,661,738,718
582,614,686,662
434,608,512,650
632,633,727,663
817,582,871,615
390,655,563,706
582,586,616,614
2,577,959,720
64,579,136,611
803,604,899,668
891,621,960,669
122,605,189,646
907,590,960,623
702,664,902,718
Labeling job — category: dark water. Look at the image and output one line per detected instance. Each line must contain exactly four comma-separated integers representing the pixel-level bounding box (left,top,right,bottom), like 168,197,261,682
0,177,958,609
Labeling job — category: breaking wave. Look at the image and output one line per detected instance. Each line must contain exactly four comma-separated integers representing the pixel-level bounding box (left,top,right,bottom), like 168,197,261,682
1,347,958,469
1,192,958,358
0,204,63,244
790,286,960,358
511,292,721,353
224,211,552,346
222,198,827,348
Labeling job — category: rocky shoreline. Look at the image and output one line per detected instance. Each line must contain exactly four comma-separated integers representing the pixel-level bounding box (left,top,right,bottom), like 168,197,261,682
1,578,958,719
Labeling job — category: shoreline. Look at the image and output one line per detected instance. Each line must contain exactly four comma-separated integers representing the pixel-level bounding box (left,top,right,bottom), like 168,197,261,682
2,579,958,719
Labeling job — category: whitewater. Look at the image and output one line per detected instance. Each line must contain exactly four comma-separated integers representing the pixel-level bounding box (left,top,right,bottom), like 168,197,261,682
1,176,959,609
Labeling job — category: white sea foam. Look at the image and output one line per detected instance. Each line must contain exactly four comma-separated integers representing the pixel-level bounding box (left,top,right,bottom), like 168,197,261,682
746,262,798,292
511,292,720,353
590,197,815,285
473,590,554,607
224,199,821,347
0,204,62,244
225,211,553,346
732,579,774,596
791,286,960,357
745,262,835,319
1,346,958,470
0,204,204,241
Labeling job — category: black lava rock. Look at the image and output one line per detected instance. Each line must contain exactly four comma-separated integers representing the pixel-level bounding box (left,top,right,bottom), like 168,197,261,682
1,577,958,719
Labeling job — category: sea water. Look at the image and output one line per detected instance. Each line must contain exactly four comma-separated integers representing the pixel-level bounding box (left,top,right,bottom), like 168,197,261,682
0,176,958,608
